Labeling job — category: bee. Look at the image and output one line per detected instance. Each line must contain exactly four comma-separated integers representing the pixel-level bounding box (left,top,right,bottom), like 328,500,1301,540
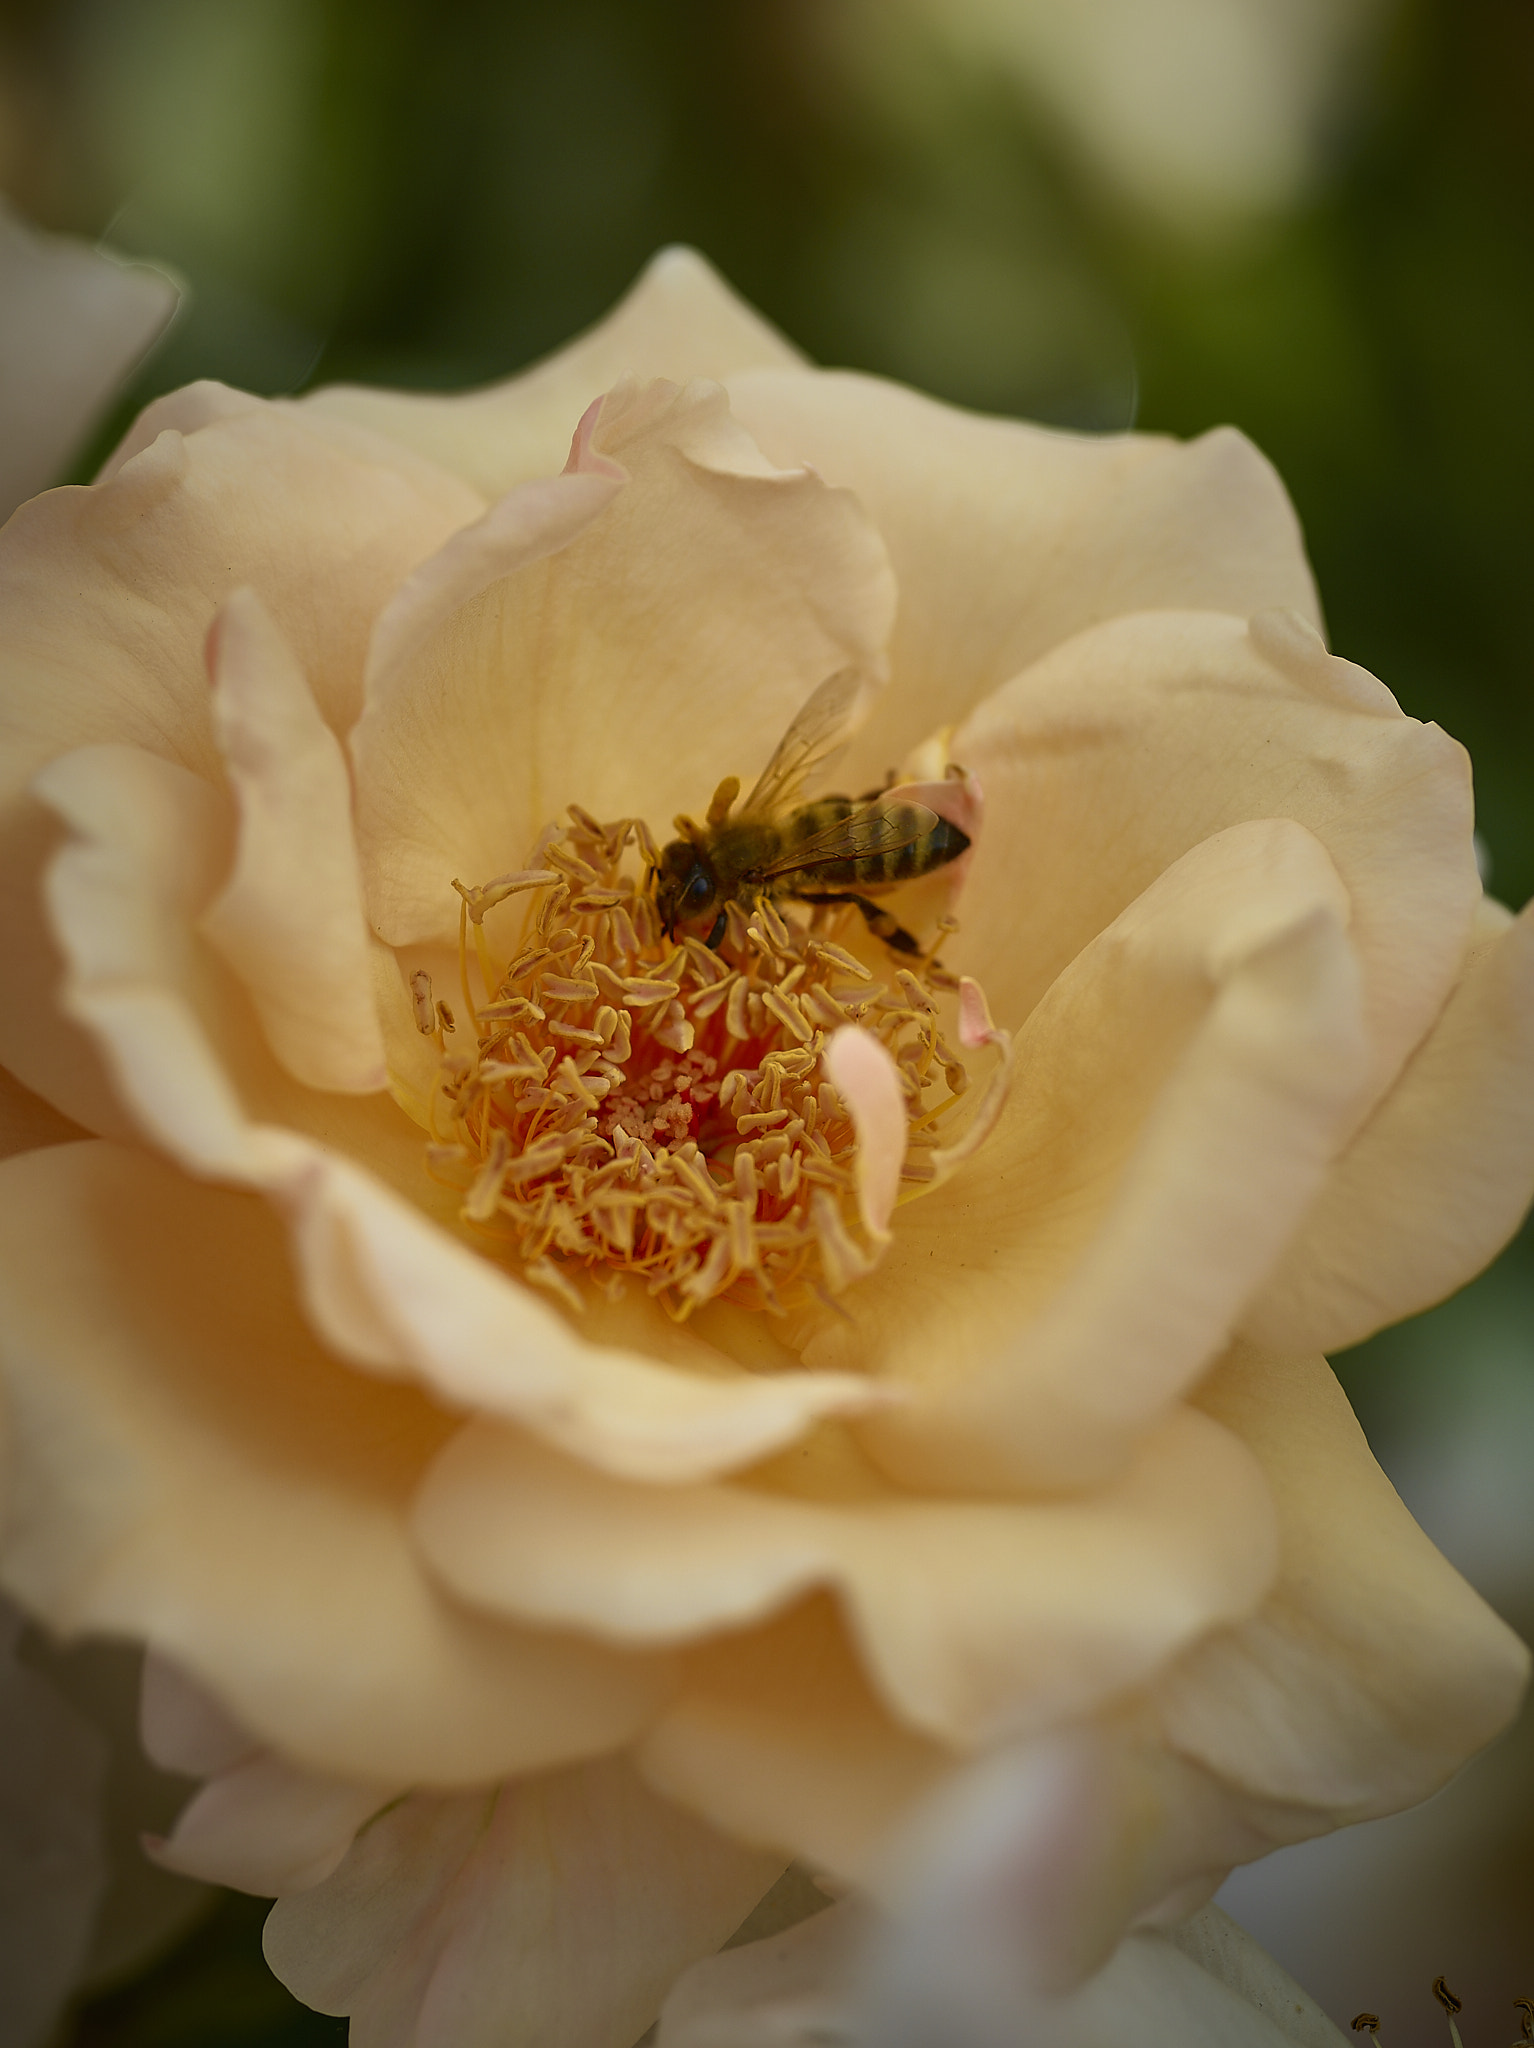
652,668,971,953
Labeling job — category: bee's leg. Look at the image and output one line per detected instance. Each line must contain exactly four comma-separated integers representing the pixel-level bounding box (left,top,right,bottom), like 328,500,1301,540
796,891,924,957
706,909,728,950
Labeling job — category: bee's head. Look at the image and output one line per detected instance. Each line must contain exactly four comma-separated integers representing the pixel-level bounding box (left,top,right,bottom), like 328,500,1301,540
654,834,719,938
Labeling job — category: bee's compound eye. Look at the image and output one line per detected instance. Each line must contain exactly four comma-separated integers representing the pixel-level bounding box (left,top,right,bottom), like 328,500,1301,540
685,871,712,907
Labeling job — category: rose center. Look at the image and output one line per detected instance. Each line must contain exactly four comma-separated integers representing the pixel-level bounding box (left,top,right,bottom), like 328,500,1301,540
415,806,988,1320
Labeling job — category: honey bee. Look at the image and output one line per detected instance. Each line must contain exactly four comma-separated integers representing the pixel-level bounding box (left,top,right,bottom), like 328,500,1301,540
652,668,971,953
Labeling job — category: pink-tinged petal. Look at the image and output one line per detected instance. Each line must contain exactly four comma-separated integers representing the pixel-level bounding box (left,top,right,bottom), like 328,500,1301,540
729,368,1321,789
0,196,177,520
140,1654,257,1778
351,375,896,948
949,607,1478,1111
263,1756,783,2048
957,974,1000,1051
0,1140,669,1786
414,1405,1275,1751
1159,1347,1529,1818
825,1027,906,1237
147,1756,398,1896
199,590,387,1094
36,742,883,1481
301,245,806,497
827,822,1369,1494
1245,897,1534,1353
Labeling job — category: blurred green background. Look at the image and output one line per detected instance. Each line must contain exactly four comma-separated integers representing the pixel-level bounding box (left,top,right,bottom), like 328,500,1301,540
2,0,1531,2041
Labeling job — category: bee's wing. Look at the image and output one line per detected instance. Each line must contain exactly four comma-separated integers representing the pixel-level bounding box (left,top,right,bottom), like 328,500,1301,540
756,798,941,877
740,667,876,819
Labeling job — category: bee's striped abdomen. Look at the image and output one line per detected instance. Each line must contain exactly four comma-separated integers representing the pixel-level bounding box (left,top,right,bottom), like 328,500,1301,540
779,798,969,890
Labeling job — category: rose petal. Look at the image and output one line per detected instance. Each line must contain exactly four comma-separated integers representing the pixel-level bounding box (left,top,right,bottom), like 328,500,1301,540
863,1901,1353,2048
262,1756,783,2048
199,589,387,1094
0,1063,88,1162
825,1027,906,1238
658,1901,858,2048
0,1140,669,1785
351,375,896,948
949,606,1478,1106
36,740,884,1481
95,378,264,476
147,1754,397,1896
301,244,806,497
822,820,1370,1492
1159,1345,1530,1816
0,196,176,520
729,367,1321,789
139,1653,257,1778
638,1598,951,1888
414,1407,1275,1751
1245,896,1534,1353
0,402,482,1124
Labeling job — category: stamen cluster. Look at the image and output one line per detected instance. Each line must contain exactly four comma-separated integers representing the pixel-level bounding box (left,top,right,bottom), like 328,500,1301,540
421,808,974,1319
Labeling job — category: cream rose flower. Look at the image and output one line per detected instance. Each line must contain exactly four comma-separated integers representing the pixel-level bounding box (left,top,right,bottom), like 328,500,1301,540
0,249,1530,2047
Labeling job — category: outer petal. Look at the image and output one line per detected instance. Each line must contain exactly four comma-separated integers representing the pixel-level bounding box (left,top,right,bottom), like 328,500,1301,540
0,1140,669,1785
351,375,896,948
949,606,1478,1104
729,367,1321,787
37,741,883,1481
818,821,1369,1493
1245,897,1534,1352
0,401,481,1125
1159,1346,1529,1817
414,1408,1275,1750
262,1757,784,2048
147,1754,397,1896
302,245,805,497
0,196,176,520
664,1897,1348,2048
199,589,387,1094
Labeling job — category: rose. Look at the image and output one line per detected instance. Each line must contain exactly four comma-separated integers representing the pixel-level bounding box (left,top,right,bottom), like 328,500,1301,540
0,248,1529,2046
